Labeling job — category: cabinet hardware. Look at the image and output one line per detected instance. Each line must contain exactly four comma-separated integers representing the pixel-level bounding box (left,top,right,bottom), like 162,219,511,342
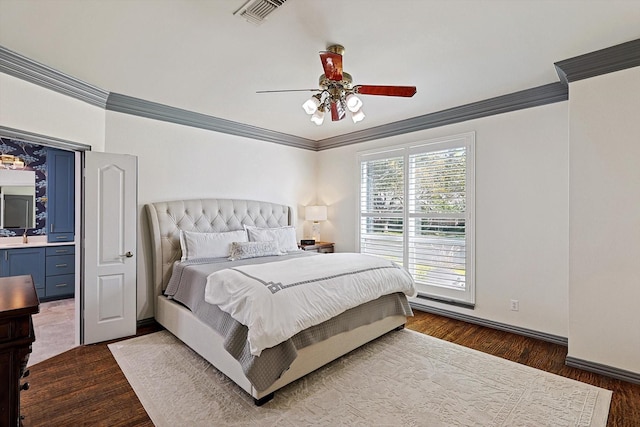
55,263,68,268
55,283,68,287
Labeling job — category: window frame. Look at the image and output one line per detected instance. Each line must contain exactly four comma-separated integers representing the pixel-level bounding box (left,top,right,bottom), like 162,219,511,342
356,132,475,306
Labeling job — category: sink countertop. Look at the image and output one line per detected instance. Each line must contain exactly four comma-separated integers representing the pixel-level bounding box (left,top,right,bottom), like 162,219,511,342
0,236,75,249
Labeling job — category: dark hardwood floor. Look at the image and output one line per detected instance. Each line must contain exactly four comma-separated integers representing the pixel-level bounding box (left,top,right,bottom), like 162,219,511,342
21,311,639,426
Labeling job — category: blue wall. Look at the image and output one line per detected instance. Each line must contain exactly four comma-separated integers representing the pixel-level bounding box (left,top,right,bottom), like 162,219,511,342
0,137,47,237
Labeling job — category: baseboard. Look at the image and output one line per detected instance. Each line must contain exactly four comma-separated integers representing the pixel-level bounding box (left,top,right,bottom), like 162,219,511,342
565,356,640,385
409,301,568,346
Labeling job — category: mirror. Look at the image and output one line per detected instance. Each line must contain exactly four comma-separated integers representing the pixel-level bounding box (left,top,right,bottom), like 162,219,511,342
0,170,36,229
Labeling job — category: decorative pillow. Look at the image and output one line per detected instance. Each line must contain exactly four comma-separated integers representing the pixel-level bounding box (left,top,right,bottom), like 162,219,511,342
245,225,299,253
228,240,282,261
179,229,248,261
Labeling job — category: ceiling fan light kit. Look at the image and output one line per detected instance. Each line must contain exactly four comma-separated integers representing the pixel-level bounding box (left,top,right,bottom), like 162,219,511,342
310,109,325,125
302,95,322,115
351,108,365,123
345,94,363,112
261,44,416,126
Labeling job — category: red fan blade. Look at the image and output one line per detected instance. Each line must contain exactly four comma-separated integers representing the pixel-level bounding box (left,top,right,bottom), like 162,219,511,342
320,51,343,81
331,101,346,121
354,85,417,97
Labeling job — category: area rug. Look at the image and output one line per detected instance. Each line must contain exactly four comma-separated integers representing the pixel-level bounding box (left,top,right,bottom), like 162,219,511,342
108,329,611,427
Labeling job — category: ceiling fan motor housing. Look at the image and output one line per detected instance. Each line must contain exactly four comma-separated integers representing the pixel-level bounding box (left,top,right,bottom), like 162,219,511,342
326,44,345,55
319,72,353,90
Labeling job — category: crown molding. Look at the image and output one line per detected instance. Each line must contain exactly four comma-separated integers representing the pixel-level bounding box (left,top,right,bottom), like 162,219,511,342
3,38,639,152
0,45,109,108
0,126,92,151
105,93,317,151
316,82,568,151
555,38,640,85
0,45,315,150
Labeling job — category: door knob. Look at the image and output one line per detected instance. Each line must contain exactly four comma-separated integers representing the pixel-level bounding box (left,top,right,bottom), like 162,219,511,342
121,251,134,258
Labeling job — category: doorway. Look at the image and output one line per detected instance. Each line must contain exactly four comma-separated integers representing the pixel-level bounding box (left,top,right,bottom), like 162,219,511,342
1,130,138,361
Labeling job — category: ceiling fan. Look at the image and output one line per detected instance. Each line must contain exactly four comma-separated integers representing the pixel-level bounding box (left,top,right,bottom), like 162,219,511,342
257,44,417,125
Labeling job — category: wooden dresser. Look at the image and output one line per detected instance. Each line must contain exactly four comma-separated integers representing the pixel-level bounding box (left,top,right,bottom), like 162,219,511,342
0,275,39,427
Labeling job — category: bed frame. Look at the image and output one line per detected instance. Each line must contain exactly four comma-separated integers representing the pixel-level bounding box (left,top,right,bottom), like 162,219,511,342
145,198,406,404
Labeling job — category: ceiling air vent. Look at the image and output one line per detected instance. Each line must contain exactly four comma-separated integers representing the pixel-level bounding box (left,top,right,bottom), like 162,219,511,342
234,0,287,25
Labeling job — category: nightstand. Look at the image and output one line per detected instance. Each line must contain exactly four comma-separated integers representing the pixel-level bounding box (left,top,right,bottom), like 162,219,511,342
299,241,334,253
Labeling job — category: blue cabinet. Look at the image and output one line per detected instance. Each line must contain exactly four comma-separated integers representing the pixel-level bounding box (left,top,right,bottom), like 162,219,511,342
0,245,75,301
0,247,46,299
47,148,75,243
45,245,75,299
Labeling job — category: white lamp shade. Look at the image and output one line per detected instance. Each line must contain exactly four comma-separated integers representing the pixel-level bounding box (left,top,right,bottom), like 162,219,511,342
305,205,327,222
351,108,365,123
310,110,325,125
345,94,363,112
302,97,320,114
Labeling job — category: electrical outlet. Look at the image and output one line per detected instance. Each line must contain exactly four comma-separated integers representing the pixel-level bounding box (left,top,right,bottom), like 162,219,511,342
510,299,519,311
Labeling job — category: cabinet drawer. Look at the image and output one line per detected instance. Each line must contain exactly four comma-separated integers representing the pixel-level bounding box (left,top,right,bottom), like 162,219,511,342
45,274,74,298
0,320,10,341
49,232,74,242
0,317,31,342
45,255,75,275
46,245,75,256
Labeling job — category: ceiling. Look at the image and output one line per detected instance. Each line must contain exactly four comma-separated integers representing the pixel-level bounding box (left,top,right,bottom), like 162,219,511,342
1,0,639,142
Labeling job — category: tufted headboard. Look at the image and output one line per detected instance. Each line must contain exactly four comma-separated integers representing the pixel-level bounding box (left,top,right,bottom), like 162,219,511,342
145,198,292,296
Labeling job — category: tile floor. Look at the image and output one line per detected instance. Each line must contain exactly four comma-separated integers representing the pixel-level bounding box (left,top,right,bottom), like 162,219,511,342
29,298,76,366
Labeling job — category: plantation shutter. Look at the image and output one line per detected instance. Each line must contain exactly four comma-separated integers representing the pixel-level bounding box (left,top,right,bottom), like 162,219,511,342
359,151,404,264
358,133,475,306
408,146,468,295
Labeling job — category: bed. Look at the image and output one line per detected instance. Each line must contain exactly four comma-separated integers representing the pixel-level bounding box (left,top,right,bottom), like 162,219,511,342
145,198,414,405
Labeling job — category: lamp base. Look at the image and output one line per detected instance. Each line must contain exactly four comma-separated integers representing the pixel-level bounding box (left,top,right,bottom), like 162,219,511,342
311,222,321,242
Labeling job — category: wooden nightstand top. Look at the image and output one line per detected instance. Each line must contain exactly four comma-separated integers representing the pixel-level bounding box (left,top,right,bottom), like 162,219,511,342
299,241,334,253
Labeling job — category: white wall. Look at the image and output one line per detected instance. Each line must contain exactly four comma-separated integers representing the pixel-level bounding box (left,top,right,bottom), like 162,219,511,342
104,111,317,319
317,103,570,337
0,73,105,150
568,66,640,374
0,74,317,321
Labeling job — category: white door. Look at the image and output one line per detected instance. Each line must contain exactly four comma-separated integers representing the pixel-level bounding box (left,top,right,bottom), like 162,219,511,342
82,151,137,344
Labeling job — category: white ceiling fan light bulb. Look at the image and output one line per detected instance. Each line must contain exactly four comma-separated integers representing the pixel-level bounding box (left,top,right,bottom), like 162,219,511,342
345,94,363,112
302,97,320,115
351,108,365,123
311,110,325,125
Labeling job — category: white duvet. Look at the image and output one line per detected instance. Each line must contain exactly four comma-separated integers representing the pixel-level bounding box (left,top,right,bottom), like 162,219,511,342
204,253,416,356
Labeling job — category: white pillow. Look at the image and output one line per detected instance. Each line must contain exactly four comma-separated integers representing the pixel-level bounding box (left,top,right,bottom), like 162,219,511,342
228,240,282,261
245,225,299,252
179,229,248,261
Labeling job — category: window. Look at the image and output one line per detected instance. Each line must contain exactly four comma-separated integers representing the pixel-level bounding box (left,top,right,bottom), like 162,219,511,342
358,133,475,306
